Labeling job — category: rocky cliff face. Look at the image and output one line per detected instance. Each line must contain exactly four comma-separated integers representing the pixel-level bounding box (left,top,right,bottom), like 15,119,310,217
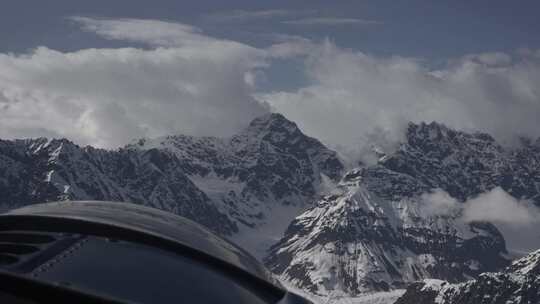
265,122,540,297
395,249,540,304
264,167,508,296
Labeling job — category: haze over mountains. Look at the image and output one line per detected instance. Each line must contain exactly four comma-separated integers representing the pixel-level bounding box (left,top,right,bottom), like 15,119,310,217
2,113,540,302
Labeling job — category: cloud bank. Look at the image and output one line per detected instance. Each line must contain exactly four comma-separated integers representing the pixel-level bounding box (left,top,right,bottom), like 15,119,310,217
0,17,268,148
2,17,540,156
260,40,540,159
422,187,540,255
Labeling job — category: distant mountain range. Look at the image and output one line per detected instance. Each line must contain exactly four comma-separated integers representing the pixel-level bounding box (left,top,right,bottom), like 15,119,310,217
1,113,540,299
265,121,540,296
0,113,343,256
395,248,540,304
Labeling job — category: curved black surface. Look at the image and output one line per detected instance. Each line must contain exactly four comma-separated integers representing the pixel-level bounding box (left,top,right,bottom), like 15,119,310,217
3,201,278,286
0,201,312,304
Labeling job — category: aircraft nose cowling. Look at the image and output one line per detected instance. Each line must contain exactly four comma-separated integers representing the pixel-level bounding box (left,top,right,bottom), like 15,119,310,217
0,201,313,304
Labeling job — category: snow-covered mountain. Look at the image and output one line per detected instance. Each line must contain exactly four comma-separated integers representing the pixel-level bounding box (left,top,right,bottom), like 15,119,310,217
395,248,540,304
127,113,344,254
264,167,508,296
0,137,235,235
0,113,343,256
265,122,540,297
3,115,540,300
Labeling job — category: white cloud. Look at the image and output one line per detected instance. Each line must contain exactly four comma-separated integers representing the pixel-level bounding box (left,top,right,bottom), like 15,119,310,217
421,187,540,256
260,40,540,161
282,17,382,26
464,187,540,256
420,189,461,217
3,17,540,158
266,36,315,59
0,18,269,148
203,9,310,23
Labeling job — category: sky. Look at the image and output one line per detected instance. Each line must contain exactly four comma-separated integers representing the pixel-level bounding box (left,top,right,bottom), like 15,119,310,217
0,0,540,153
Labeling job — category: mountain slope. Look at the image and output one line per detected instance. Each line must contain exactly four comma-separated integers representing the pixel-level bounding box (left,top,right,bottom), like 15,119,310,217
383,122,540,203
127,113,344,254
0,137,234,234
265,122,540,296
265,167,508,296
395,249,540,304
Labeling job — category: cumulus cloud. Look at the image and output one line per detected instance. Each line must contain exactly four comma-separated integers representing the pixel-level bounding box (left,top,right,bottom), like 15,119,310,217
3,17,540,158
282,17,382,26
421,187,540,256
266,36,315,59
0,17,269,148
259,40,540,161
464,188,540,256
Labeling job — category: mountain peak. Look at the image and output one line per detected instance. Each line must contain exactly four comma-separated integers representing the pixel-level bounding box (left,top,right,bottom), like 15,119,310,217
250,112,289,124
242,112,300,137
407,121,496,144
407,121,452,141
396,248,540,304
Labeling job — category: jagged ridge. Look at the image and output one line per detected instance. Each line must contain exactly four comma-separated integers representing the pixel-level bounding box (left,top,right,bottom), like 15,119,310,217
265,121,540,297
0,113,344,256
